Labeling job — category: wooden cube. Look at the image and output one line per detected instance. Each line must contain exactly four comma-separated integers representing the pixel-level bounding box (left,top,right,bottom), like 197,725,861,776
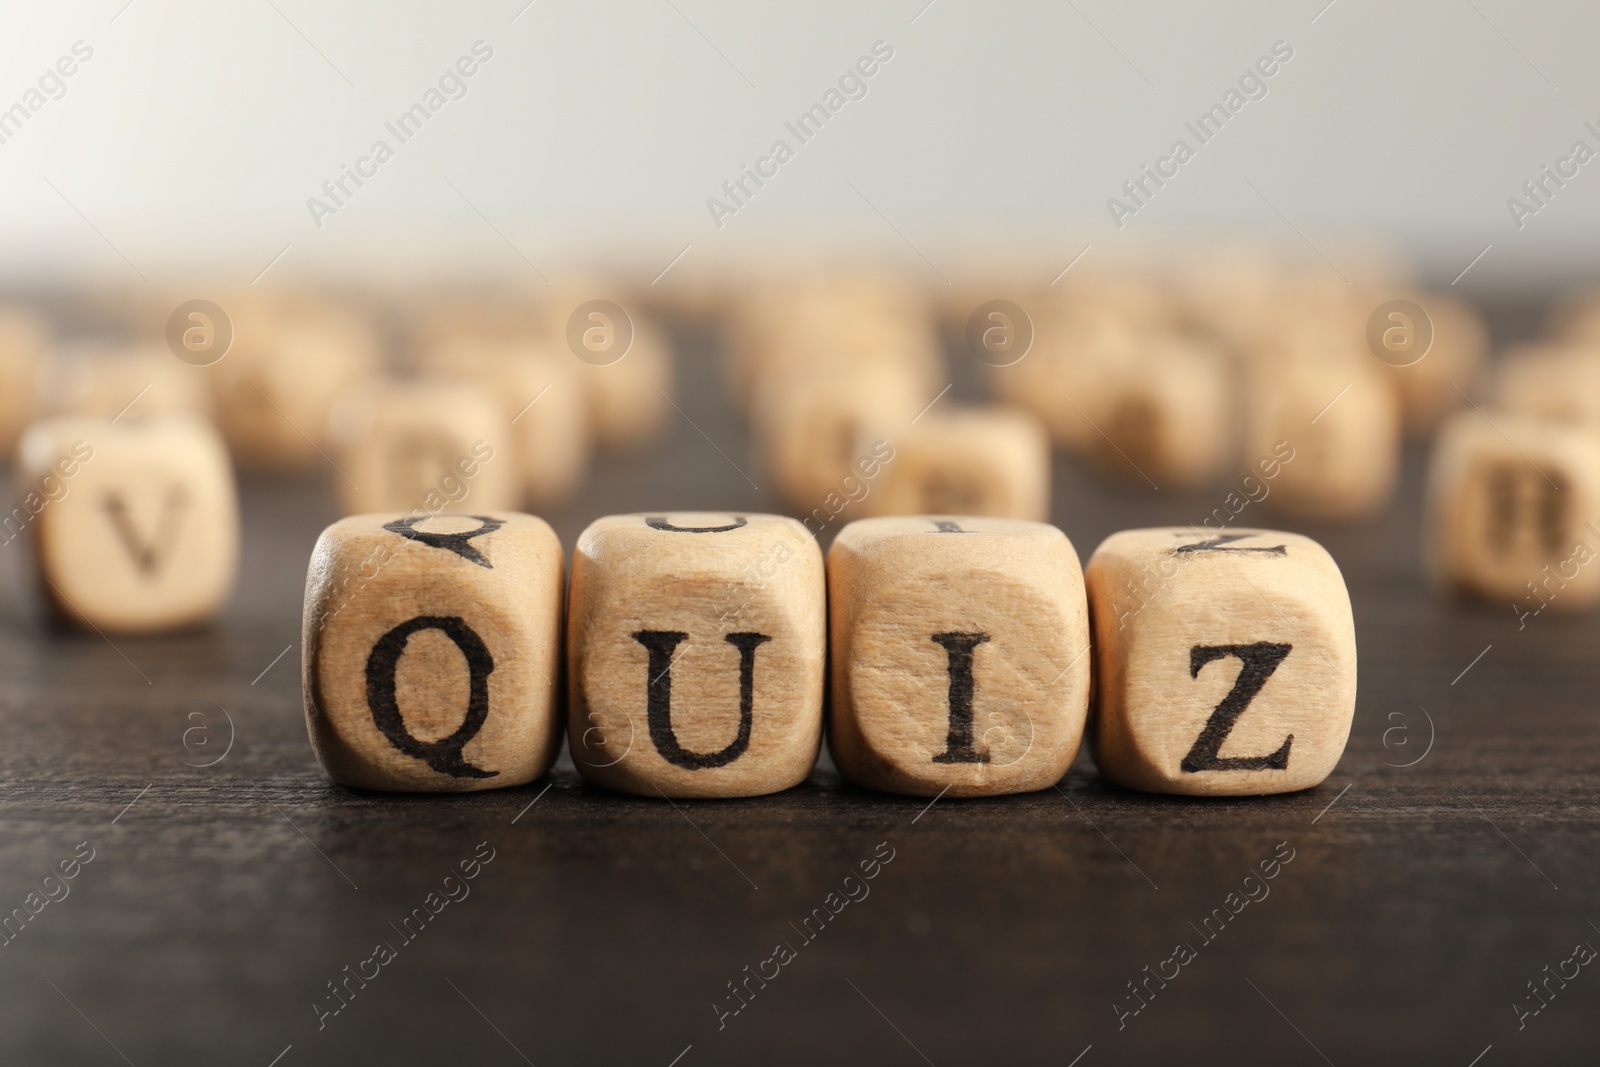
416,339,590,508
566,310,675,453
1247,353,1400,519
1496,345,1600,427
211,300,379,472
862,406,1050,521
1085,527,1357,796
508,287,677,454
40,342,211,422
1371,291,1488,434
1079,335,1233,489
828,516,1091,796
754,360,926,511
406,289,539,353
0,306,46,462
328,380,521,517
1547,291,1600,348
14,416,239,633
302,512,564,791
1175,245,1283,352
725,278,942,416
987,308,1149,458
1426,410,1600,611
567,512,825,798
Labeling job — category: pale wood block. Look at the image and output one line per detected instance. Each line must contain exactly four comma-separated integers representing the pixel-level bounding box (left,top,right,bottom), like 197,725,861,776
725,280,941,415
729,273,929,363
1496,345,1600,427
416,339,590,508
1425,410,1600,611
736,322,943,423
302,511,565,792
1373,292,1488,434
1085,527,1357,796
828,516,1090,797
754,360,926,510
1236,283,1364,369
1175,246,1284,351
493,288,677,454
1246,353,1400,519
1051,273,1176,335
15,415,238,633
986,309,1143,454
328,380,521,517
567,512,825,798
1078,335,1233,489
1546,291,1600,348
1211,267,1398,366
861,406,1050,522
212,301,379,472
0,306,47,462
938,258,1049,334
40,342,210,422
574,313,675,453
407,290,540,353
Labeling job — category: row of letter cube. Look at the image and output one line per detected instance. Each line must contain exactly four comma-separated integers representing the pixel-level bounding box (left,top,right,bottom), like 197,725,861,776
304,512,1357,799
0,296,675,516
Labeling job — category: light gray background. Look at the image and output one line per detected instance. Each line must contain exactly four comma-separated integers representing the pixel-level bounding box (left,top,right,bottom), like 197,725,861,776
0,1,1592,293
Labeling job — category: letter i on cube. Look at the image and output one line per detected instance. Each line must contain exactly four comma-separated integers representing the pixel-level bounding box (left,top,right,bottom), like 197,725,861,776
828,517,1092,796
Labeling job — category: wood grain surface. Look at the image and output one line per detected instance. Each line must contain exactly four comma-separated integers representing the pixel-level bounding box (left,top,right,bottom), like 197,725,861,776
0,306,1595,1066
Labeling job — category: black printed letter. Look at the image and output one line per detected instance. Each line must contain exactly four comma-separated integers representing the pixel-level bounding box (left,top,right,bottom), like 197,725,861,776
1173,533,1286,556
365,615,497,778
931,632,991,764
1180,642,1292,773
102,487,189,574
383,515,504,569
634,630,771,769
645,516,748,534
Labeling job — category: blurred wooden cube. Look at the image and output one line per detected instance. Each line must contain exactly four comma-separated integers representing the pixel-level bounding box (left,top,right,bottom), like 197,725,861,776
418,288,675,455
40,342,210,422
302,512,565,791
557,303,676,453
1426,410,1600,611
1496,344,1600,427
1085,527,1357,795
328,380,521,517
862,406,1050,521
1247,352,1400,519
725,277,942,415
417,339,590,508
211,300,379,472
1369,292,1487,434
755,360,925,512
987,308,1142,456
567,512,825,798
0,307,47,462
1545,290,1600,348
828,516,1091,796
1081,335,1233,489
1174,245,1284,352
14,416,238,633
407,289,540,353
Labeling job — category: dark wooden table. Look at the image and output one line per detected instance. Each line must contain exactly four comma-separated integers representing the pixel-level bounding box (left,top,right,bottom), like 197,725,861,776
2,307,1595,1066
